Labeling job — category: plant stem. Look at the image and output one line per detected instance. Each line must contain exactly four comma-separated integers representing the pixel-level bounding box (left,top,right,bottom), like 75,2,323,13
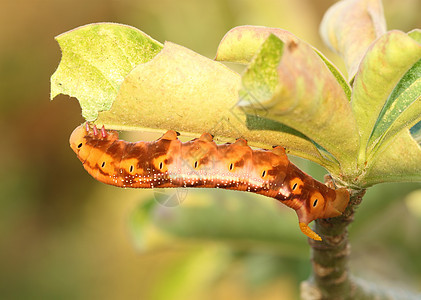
300,189,421,300
301,188,362,300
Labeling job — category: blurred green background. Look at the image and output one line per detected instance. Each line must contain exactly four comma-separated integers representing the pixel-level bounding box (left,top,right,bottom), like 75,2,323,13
1,0,421,299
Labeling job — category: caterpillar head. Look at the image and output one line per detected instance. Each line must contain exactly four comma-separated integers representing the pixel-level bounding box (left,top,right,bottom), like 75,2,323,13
279,165,350,241
69,124,118,162
296,187,349,241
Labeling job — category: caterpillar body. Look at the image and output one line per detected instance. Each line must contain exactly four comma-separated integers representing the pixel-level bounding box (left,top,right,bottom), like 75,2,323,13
70,124,350,241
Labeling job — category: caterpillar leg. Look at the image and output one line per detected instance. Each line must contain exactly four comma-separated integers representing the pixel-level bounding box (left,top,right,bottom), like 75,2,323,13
299,222,322,241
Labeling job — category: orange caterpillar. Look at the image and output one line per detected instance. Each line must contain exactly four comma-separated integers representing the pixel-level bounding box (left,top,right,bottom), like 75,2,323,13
70,124,350,241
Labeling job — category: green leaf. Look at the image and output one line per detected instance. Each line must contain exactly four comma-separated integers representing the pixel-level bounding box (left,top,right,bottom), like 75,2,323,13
320,0,386,80
367,58,421,159
240,34,284,109
408,29,421,43
50,23,163,121
410,121,421,145
238,33,359,173
351,30,421,167
361,130,421,186
244,115,338,165
315,50,351,101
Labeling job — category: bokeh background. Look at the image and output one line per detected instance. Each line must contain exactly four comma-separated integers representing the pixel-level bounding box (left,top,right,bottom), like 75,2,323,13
1,0,421,299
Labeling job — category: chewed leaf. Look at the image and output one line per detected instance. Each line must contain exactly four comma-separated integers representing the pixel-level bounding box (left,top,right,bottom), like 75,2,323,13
352,30,421,165
239,34,358,173
95,41,242,132
50,23,163,121
320,0,386,80
95,41,330,167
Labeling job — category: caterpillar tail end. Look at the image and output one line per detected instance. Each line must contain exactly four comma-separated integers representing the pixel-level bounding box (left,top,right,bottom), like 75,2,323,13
299,222,322,241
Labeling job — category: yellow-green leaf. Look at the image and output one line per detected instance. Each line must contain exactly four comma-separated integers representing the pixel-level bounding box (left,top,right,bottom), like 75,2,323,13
215,25,298,64
239,34,359,173
320,0,386,80
408,29,421,43
367,59,421,159
95,41,329,167
351,30,421,166
362,130,421,186
216,26,351,100
50,23,163,121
